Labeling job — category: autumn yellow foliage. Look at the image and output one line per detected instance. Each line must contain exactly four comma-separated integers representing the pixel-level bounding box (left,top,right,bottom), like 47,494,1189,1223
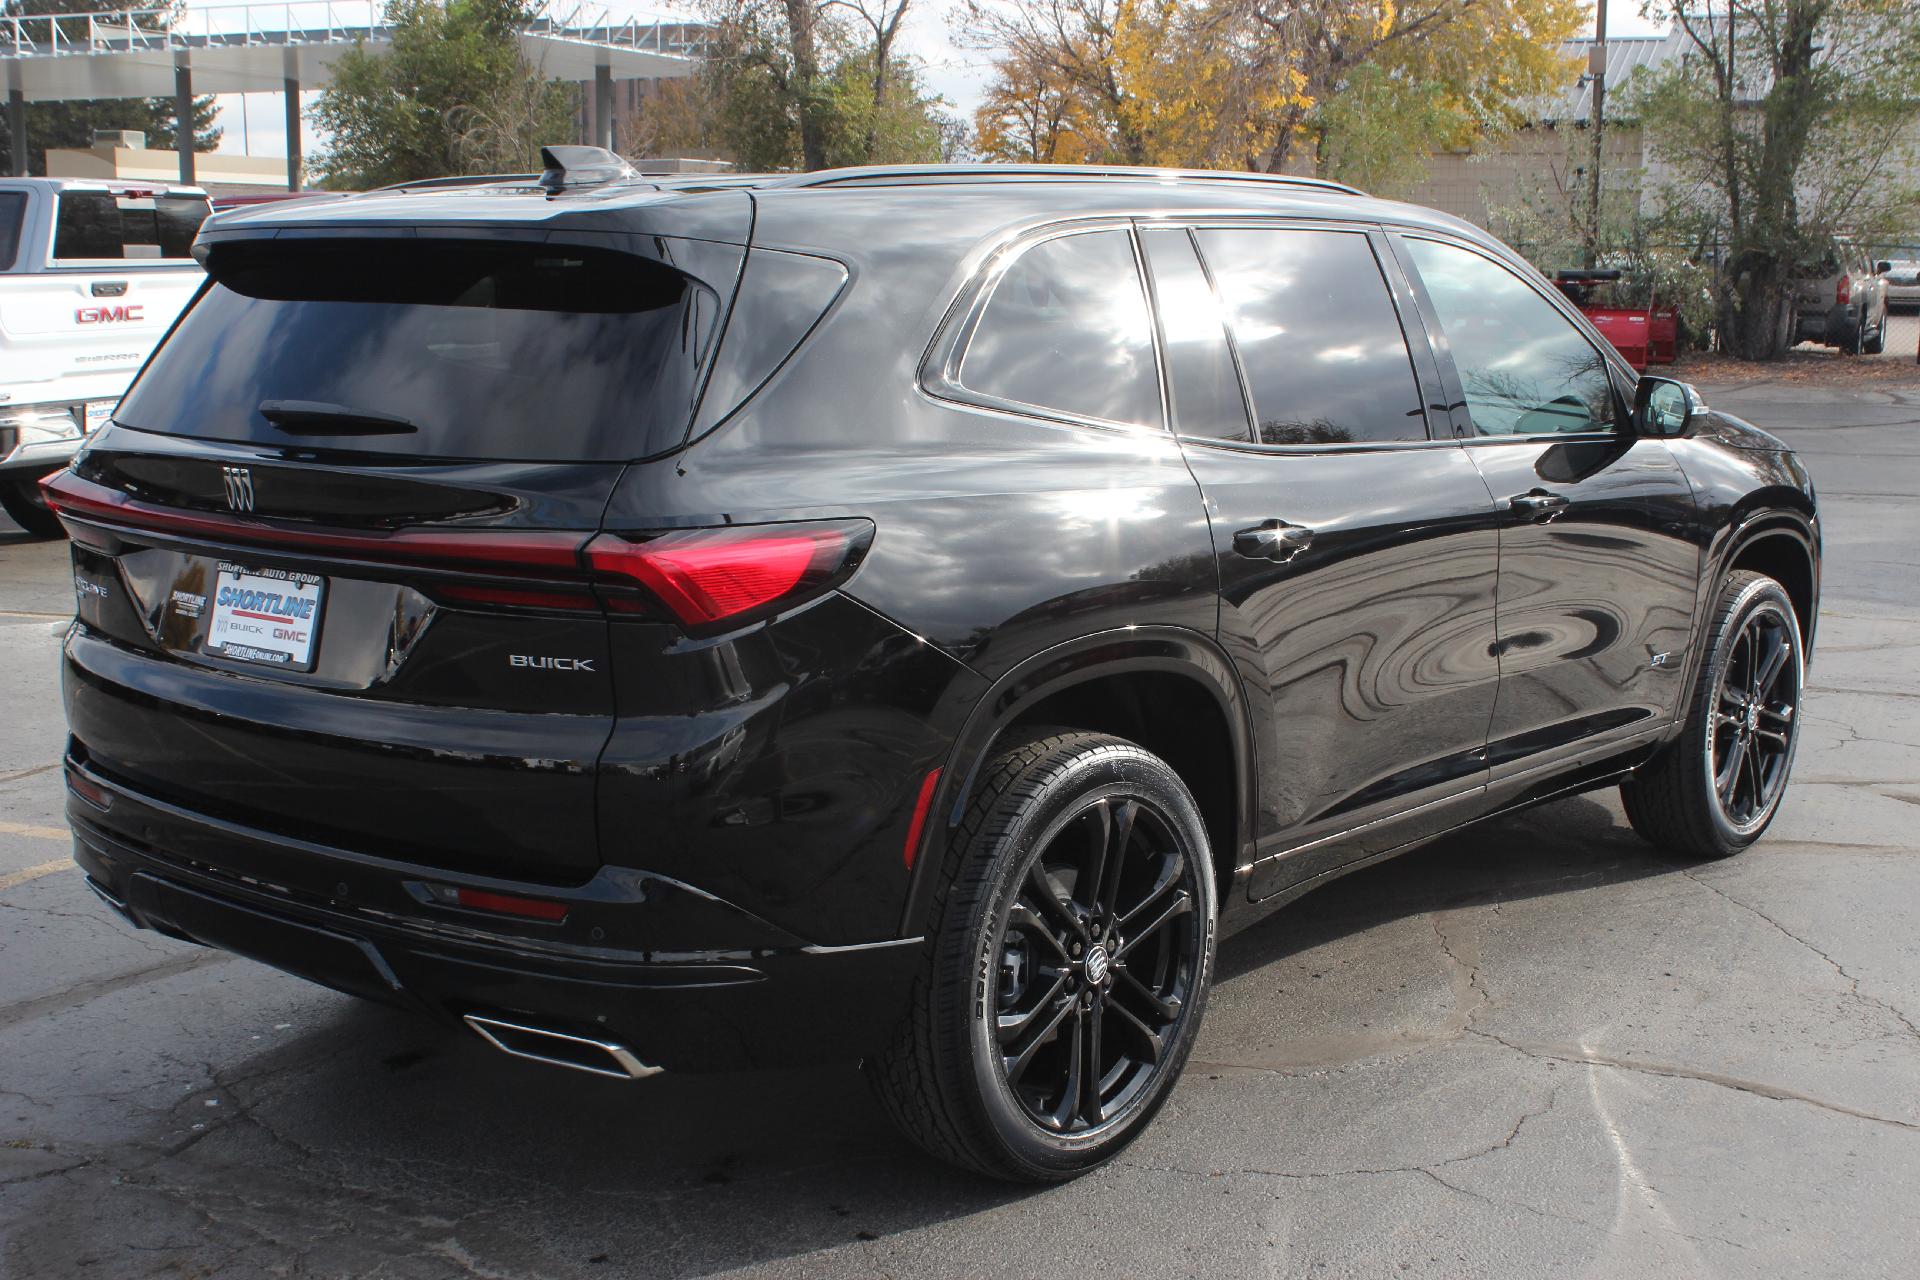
970,0,1585,187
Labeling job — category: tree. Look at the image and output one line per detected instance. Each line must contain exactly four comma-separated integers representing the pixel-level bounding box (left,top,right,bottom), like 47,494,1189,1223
966,0,1584,188
308,0,575,188
973,45,1100,162
626,0,951,170
0,0,219,176
1630,0,1920,359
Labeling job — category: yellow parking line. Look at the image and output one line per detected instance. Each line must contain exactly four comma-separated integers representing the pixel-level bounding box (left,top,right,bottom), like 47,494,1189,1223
0,820,69,841
0,858,70,892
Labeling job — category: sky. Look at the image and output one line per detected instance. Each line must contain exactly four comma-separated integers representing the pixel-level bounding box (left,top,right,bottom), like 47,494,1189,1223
201,1,1670,163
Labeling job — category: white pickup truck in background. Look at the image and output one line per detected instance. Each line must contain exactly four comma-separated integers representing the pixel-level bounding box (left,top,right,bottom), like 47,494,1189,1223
0,178,210,537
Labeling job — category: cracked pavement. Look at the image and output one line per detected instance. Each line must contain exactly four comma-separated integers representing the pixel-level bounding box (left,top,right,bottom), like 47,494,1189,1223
3,377,1918,1278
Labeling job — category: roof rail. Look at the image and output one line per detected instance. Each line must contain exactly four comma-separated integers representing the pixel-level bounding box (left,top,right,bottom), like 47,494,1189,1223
774,164,1366,197
368,173,541,193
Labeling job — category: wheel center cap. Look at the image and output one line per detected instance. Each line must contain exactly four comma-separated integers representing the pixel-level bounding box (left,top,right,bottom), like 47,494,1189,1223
1745,705,1761,734
1084,944,1110,986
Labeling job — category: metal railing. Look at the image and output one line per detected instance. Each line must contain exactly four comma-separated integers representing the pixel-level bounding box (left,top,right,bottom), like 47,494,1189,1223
1,3,708,58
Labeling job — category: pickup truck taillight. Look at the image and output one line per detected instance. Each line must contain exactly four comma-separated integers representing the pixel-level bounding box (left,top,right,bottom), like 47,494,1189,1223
1836,275,1851,305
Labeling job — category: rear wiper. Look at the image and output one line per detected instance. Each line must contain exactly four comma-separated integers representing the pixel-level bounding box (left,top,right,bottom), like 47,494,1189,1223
258,400,418,435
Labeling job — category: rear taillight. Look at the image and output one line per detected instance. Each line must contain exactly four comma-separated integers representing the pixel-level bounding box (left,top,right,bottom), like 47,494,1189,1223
586,520,873,630
1837,275,1851,305
45,470,872,632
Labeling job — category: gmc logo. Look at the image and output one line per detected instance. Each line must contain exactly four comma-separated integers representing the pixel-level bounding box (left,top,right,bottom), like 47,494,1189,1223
75,305,144,325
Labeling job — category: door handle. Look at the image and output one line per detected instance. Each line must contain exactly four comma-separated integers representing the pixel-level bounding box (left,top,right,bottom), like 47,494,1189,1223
1508,490,1570,522
1233,521,1315,562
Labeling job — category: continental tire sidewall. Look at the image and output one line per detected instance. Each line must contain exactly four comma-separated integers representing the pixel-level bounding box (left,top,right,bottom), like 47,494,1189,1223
963,748,1216,1178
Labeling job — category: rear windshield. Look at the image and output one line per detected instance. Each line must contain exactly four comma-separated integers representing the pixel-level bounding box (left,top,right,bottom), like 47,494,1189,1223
116,240,714,462
53,191,209,260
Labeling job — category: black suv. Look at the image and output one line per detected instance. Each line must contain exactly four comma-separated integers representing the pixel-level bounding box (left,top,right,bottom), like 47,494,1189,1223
48,157,1819,1182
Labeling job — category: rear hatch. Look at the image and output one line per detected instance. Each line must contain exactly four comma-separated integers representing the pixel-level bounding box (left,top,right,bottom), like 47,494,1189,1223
55,227,742,884
0,188,208,402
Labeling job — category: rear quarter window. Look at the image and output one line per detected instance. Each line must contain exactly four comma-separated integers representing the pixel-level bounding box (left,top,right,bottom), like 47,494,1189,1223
952,229,1160,428
0,191,24,269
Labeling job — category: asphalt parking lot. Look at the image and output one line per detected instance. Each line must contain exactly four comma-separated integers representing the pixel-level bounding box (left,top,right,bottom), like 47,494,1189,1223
3,374,1918,1278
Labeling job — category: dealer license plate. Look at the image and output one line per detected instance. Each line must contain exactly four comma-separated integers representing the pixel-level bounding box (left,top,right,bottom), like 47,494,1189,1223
205,563,325,671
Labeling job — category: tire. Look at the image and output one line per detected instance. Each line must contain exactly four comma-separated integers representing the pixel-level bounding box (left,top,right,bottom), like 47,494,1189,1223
867,730,1218,1182
0,473,67,540
1863,317,1885,354
1621,571,1805,860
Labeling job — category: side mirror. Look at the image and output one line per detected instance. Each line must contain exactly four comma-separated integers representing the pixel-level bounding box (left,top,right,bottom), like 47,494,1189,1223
1877,260,1894,275
1634,375,1698,438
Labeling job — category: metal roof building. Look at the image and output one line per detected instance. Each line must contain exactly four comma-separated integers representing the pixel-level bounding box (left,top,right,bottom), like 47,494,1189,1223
2,3,706,187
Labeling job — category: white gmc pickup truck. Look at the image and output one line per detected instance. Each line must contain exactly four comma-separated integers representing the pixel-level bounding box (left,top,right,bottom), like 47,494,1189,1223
1,177,209,536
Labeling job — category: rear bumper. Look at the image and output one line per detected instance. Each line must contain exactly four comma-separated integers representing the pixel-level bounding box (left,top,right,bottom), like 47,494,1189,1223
66,757,923,1073
1796,303,1859,344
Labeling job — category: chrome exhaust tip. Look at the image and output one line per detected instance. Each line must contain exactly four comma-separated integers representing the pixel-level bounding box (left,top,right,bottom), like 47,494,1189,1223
462,1014,661,1080
84,876,139,927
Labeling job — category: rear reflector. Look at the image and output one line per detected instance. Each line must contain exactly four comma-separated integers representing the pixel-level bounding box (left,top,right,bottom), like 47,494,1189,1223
65,765,113,812
432,885,569,923
586,519,872,630
902,767,942,870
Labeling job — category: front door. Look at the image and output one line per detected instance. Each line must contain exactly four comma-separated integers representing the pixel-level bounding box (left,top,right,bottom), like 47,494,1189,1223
1137,223,1504,899
1391,233,1701,785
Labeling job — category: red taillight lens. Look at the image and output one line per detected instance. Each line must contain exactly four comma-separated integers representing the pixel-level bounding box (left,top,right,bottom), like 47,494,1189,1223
1837,275,1851,305
586,520,872,630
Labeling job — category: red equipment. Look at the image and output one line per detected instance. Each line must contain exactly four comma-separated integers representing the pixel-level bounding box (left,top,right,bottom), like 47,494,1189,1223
1552,269,1679,372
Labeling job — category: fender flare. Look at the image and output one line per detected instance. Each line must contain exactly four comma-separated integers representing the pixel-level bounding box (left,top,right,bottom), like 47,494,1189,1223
1665,508,1819,742
896,625,1258,935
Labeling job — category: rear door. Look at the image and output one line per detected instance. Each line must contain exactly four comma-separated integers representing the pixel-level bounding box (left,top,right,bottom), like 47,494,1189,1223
59,232,738,885
1139,222,1503,898
1391,232,1700,784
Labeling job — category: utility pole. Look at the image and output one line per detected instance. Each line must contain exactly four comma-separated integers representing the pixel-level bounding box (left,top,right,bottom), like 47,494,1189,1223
1585,0,1609,268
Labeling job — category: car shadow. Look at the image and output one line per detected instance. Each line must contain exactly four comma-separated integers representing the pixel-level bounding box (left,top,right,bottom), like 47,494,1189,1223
112,792,1682,1275
1215,791,1669,983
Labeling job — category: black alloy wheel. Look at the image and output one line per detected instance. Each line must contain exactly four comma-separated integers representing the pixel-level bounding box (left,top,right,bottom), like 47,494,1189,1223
1623,571,1805,859
991,792,1200,1135
868,730,1216,1182
1708,603,1800,832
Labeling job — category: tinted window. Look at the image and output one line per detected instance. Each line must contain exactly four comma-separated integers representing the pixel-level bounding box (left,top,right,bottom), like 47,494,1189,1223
0,192,23,269
1404,237,1618,437
153,195,210,257
1140,228,1251,442
117,241,714,462
959,230,1159,427
52,191,210,261
1196,228,1427,445
53,192,121,259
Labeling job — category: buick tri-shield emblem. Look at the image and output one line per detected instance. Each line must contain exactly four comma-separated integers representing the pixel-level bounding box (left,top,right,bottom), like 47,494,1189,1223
221,465,255,513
